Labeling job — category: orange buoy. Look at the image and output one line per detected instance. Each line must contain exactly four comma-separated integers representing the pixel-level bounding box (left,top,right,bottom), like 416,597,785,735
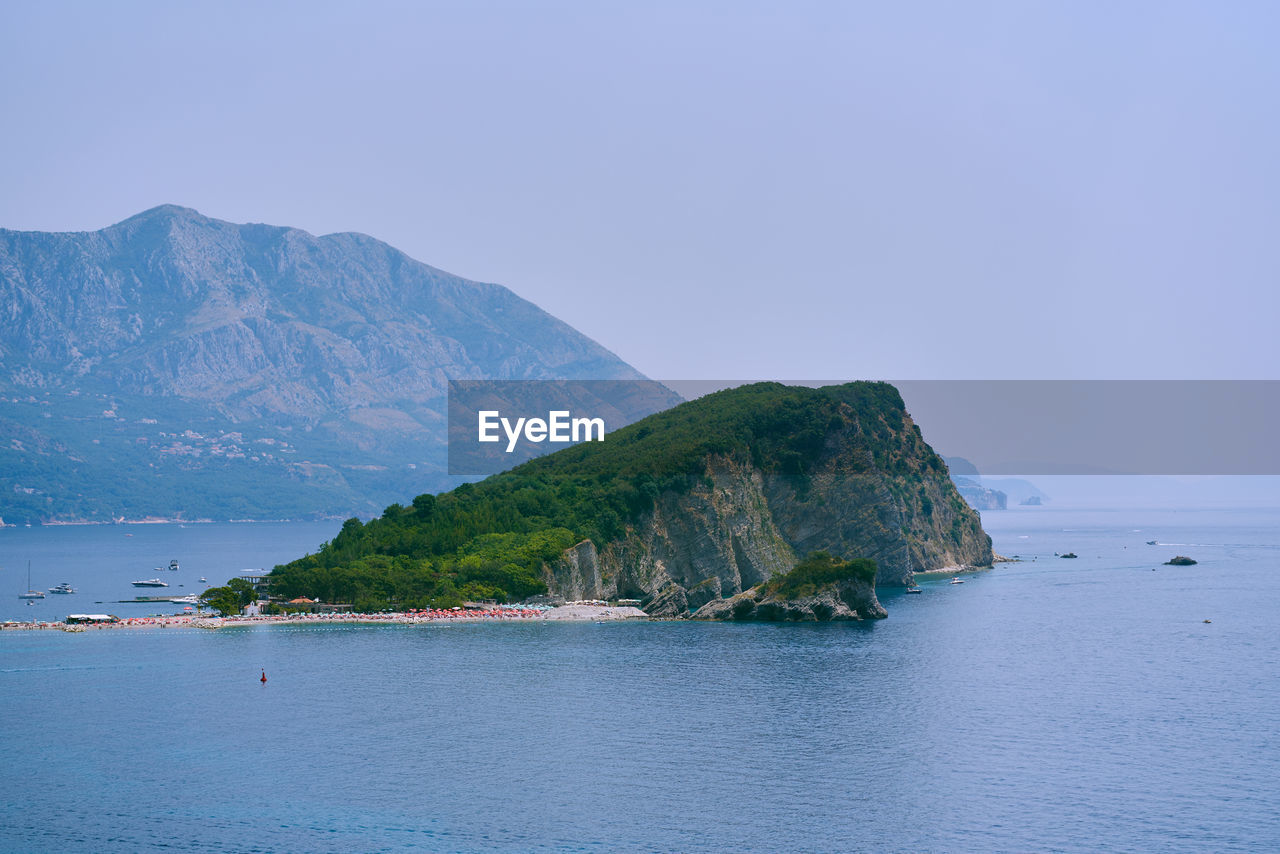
260,670,267,684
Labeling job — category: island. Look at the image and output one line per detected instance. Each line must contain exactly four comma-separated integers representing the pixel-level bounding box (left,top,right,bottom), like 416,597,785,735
202,382,992,620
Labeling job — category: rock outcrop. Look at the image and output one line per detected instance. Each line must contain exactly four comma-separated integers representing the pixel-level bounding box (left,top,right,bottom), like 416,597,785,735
691,576,886,622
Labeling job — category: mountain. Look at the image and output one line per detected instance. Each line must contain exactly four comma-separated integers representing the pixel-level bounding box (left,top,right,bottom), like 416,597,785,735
944,456,1046,508
952,476,1007,510
0,205,675,522
268,382,994,617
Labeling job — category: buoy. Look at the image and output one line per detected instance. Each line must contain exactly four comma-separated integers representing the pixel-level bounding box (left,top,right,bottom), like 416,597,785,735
260,670,267,684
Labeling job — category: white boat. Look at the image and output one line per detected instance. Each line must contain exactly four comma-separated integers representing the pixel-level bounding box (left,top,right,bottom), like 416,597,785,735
949,577,965,585
198,577,207,583
18,562,45,599
131,578,169,588
169,560,180,571
171,594,202,604
48,582,76,594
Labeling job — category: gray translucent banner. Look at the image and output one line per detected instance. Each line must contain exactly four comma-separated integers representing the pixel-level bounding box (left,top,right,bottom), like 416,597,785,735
451,379,1279,476
665,380,1280,475
894,380,1279,475
447,379,681,475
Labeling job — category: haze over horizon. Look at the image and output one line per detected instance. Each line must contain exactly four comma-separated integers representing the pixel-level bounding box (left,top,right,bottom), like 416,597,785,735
2,1,1277,383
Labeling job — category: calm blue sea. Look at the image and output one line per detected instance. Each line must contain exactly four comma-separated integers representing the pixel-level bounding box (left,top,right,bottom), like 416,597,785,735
2,508,1279,852
0,521,343,624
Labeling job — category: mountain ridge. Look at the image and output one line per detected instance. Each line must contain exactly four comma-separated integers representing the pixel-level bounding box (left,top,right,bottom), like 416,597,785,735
0,206,676,522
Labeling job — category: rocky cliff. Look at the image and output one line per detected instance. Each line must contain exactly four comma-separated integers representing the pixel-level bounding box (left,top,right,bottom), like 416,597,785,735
540,383,993,616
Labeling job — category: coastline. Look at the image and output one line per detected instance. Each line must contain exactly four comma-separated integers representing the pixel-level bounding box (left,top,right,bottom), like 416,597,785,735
910,553,1013,582
911,564,992,581
3,515,352,528
0,603,650,632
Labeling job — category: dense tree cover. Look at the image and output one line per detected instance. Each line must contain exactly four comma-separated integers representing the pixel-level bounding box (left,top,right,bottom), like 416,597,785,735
268,382,939,607
766,551,878,598
268,528,575,610
201,577,259,616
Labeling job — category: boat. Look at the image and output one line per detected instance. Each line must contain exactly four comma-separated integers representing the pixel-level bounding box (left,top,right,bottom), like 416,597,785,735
905,587,923,594
1146,540,1158,545
169,560,180,571
949,577,965,585
18,561,45,599
131,578,169,588
171,594,202,604
48,582,76,595
198,576,207,583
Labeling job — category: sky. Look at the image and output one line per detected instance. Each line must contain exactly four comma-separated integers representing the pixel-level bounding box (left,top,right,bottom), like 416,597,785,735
2,0,1278,383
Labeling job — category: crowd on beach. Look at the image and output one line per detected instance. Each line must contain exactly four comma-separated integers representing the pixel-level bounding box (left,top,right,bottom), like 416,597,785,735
0,603,647,631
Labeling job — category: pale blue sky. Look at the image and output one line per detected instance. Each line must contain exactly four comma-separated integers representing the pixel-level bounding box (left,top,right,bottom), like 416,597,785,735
2,1,1277,381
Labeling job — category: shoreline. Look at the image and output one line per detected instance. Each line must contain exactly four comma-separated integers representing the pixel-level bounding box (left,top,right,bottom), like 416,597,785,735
2,516,351,528
911,564,993,581
1,604,650,632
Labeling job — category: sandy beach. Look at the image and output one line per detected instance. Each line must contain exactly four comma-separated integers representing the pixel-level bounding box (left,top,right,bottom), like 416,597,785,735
0,603,650,632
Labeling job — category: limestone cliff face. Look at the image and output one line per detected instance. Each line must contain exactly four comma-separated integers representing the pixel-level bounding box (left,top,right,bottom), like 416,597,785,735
544,396,993,616
545,456,796,615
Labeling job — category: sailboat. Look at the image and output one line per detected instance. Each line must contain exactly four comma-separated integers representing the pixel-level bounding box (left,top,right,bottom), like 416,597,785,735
18,561,45,600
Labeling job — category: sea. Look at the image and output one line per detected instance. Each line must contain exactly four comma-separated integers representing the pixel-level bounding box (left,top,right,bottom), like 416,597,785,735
2,507,1278,853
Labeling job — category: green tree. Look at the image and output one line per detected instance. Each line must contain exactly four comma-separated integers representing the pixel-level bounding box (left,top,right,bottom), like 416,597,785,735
227,577,258,608
202,586,242,616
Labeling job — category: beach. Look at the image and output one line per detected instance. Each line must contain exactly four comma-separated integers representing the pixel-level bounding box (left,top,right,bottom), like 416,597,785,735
0,603,650,632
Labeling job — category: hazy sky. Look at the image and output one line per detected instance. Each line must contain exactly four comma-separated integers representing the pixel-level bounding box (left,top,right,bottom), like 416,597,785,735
2,1,1277,381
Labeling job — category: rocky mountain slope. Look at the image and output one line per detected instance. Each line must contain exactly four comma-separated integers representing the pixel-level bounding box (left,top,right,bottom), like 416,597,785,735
0,206,673,521
542,385,992,614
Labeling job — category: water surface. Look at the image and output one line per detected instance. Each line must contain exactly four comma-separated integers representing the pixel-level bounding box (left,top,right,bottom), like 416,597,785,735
2,508,1278,852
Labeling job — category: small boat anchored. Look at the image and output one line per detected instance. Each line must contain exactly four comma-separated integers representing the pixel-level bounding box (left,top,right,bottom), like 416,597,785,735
48,582,76,595
131,578,169,588
905,587,923,594
169,560,180,571
18,561,45,599
949,577,965,585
